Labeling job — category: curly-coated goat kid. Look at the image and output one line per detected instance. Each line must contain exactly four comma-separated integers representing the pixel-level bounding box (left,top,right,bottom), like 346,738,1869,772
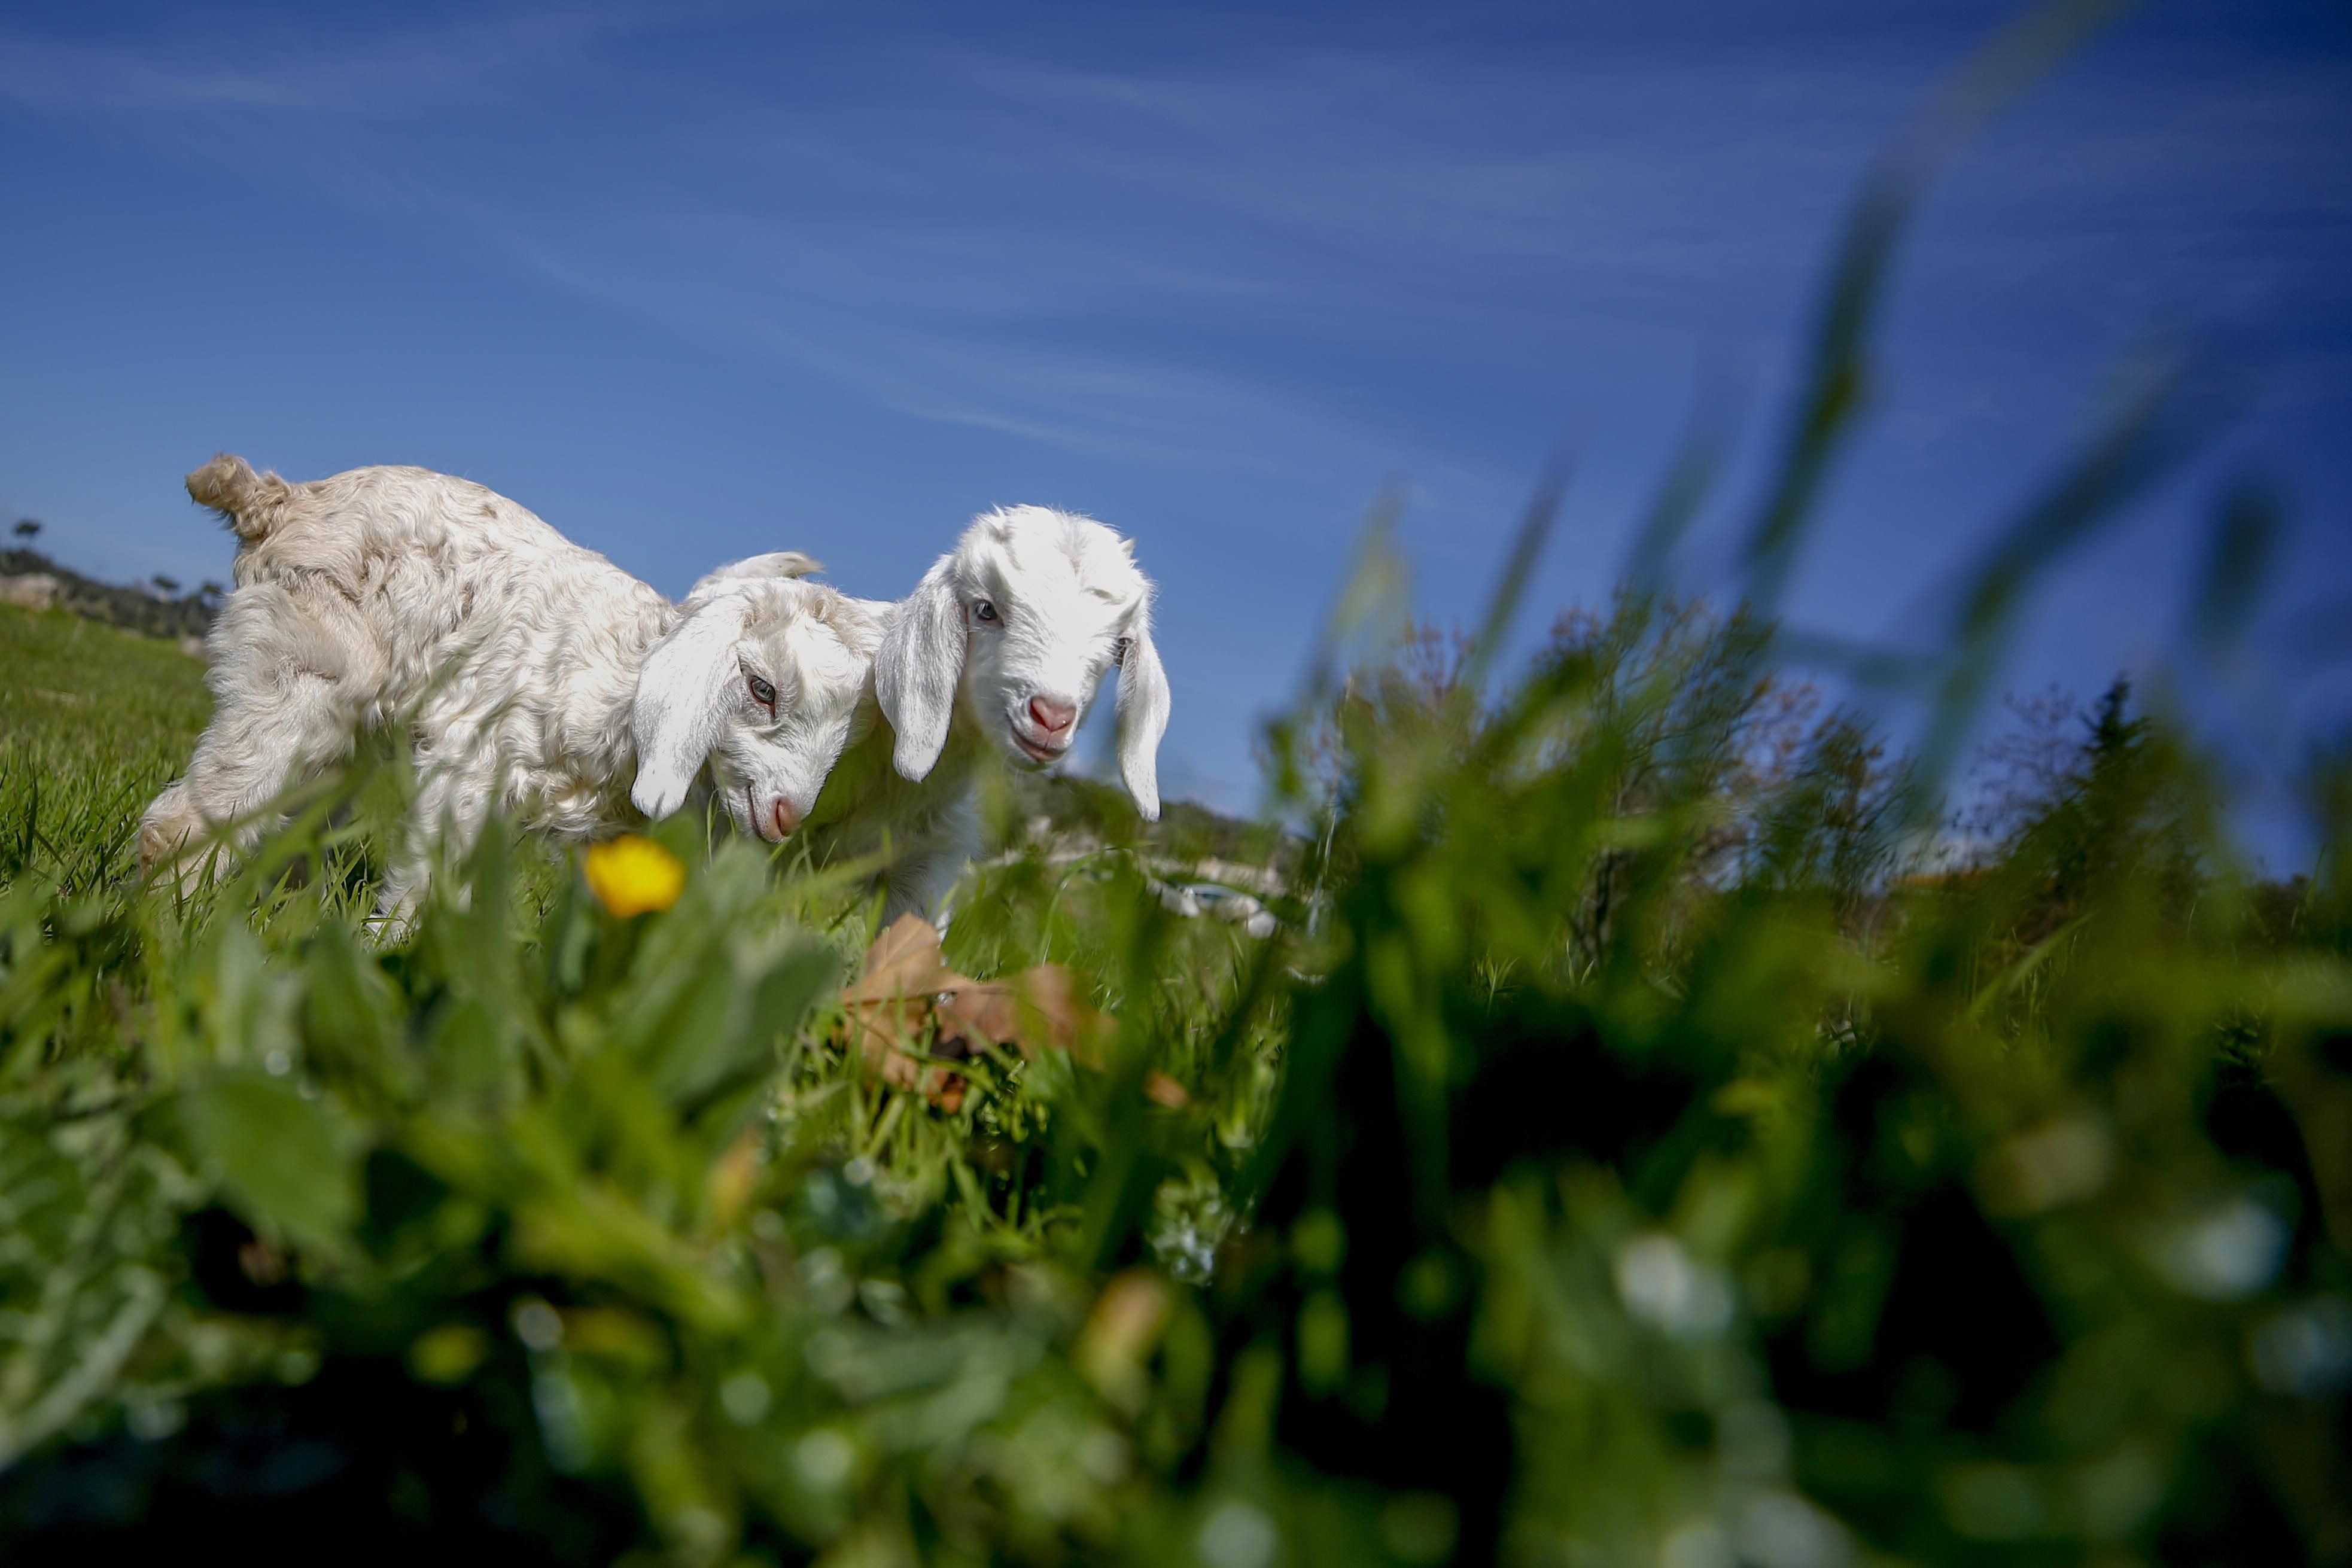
140,456,881,920
793,504,1170,922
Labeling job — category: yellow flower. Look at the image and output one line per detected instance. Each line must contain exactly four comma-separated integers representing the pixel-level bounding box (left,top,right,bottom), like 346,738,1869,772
585,835,685,917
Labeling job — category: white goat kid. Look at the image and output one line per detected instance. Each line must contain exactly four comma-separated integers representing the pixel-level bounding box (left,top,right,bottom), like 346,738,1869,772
140,456,880,921
629,568,882,847
795,504,1171,922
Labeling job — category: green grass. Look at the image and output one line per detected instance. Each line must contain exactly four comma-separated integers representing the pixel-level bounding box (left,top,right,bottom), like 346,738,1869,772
0,574,2342,1565
0,604,211,891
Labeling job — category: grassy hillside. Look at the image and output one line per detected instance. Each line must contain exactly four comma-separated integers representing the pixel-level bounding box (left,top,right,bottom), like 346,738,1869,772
1,545,218,643
0,592,1284,895
0,603,211,891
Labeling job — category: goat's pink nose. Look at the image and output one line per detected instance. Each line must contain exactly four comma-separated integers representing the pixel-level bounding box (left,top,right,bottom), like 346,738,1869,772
1029,695,1078,735
771,797,801,839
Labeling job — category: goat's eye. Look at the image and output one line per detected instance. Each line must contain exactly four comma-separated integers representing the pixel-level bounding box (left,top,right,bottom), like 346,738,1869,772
1114,637,1131,667
972,600,1000,624
747,673,777,708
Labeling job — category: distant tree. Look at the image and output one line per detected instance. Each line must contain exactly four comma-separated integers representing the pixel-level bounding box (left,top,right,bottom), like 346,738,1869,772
151,574,181,596
1960,685,2082,846
11,519,38,541
1965,675,2199,949
199,580,227,601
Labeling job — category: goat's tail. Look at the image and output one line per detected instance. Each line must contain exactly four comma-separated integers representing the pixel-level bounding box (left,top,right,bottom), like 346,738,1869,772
185,453,293,543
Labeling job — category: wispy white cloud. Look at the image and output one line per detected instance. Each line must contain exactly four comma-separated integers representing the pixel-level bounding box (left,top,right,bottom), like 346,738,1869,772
0,16,1556,532
14,5,2339,553
0,5,672,115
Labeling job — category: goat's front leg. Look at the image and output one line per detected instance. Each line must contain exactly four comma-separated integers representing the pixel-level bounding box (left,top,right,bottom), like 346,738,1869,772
878,803,979,928
141,589,369,891
374,758,497,934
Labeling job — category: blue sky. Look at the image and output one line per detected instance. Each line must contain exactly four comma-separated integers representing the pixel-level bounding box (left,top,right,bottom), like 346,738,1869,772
3,1,2347,858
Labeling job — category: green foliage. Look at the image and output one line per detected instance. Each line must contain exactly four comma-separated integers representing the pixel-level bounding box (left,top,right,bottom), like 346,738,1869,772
0,558,2343,1563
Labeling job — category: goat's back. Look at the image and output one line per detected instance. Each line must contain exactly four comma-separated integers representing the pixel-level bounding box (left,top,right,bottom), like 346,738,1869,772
220,463,668,723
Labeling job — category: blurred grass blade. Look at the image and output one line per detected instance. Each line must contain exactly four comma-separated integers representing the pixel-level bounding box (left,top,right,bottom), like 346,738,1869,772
1740,0,2138,615
1298,484,1410,705
2190,477,2281,657
1907,338,2231,811
1626,363,1742,599
1461,450,1575,693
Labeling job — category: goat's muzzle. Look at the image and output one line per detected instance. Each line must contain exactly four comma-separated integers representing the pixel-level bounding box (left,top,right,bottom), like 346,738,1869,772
1029,695,1077,735
1009,695,1078,764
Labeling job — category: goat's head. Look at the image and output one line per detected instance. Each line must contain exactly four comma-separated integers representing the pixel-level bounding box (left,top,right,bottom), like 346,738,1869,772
630,553,883,842
875,506,1171,820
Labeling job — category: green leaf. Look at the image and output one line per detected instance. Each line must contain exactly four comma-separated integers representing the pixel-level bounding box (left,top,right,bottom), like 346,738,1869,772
300,920,413,1103
178,1071,358,1249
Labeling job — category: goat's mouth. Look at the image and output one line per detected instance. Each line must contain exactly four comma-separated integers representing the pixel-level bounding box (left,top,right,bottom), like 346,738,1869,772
1008,727,1069,766
747,784,798,844
745,785,772,842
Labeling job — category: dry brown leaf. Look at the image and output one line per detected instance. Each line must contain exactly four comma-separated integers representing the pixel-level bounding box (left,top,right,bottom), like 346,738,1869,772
932,984,1015,1057
1011,964,1119,1059
841,914,967,1074
842,913,957,1003
705,1126,763,1228
1143,1071,1191,1109
237,1237,287,1287
834,918,1169,1113
847,997,930,1077
928,1073,966,1114
935,964,1116,1062
864,1034,963,1104
1075,1269,1175,1413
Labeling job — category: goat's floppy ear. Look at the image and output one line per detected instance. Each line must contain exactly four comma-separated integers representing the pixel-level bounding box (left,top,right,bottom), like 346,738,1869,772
1116,616,1171,821
683,552,821,609
874,558,965,782
630,592,753,818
